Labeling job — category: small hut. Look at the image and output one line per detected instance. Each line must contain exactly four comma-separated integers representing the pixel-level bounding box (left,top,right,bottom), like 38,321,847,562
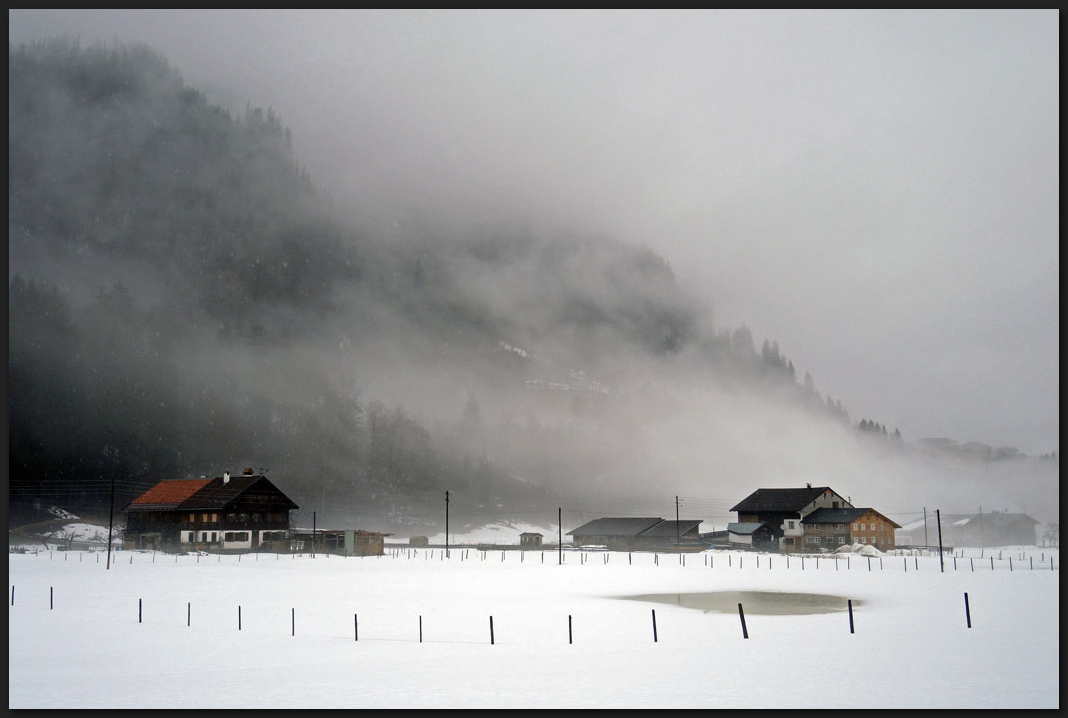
520,532,544,548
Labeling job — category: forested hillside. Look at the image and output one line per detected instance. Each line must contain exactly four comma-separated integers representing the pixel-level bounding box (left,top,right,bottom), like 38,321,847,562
10,37,1053,533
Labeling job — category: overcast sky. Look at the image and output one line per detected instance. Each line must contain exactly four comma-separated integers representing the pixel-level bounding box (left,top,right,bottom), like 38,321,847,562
9,9,1059,456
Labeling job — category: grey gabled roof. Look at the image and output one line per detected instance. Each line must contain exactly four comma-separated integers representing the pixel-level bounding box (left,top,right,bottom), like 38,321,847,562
567,517,664,537
802,507,867,524
730,487,836,513
177,474,299,511
638,520,702,537
727,522,766,535
803,507,901,528
964,512,1038,528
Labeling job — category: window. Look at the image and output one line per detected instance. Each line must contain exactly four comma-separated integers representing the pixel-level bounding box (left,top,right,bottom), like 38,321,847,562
239,513,247,523
813,523,820,529
880,524,885,531
189,513,196,523
227,513,236,522
252,513,260,523
787,521,795,529
837,537,846,545
860,537,866,544
860,523,866,530
211,513,218,523
853,524,858,530
210,532,217,542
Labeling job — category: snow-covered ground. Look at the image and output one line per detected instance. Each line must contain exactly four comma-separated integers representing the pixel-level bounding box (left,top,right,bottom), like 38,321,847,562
8,532,1057,709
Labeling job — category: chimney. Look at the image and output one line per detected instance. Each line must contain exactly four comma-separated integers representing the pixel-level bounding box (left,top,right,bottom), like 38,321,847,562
223,471,230,485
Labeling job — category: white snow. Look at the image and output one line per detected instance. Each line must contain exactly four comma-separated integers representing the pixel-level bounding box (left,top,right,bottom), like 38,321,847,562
8,539,1059,708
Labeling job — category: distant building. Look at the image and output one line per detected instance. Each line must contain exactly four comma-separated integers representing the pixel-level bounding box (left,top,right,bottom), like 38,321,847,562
290,528,393,556
801,507,900,551
567,517,703,550
727,522,775,548
123,469,298,552
896,511,1039,548
519,532,543,548
730,486,852,552
409,536,430,547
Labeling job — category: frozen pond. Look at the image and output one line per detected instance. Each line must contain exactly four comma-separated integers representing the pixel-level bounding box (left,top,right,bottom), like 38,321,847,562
625,590,860,615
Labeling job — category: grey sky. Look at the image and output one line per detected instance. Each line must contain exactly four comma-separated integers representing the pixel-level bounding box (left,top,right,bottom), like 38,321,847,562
9,9,1059,455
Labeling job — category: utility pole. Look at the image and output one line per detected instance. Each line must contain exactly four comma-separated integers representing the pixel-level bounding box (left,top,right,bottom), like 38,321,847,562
936,509,945,573
312,511,316,558
106,475,115,570
445,490,450,556
675,495,680,547
923,507,928,549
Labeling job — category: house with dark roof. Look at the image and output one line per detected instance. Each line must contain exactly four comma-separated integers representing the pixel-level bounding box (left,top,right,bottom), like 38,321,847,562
123,469,298,552
730,485,853,552
801,507,901,552
567,517,704,550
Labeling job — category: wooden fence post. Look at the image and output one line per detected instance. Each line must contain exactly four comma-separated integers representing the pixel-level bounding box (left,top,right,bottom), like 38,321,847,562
848,599,854,634
651,609,658,642
964,592,971,628
738,603,748,639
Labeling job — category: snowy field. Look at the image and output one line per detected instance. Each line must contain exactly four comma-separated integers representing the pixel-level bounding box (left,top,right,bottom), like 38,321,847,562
8,541,1059,709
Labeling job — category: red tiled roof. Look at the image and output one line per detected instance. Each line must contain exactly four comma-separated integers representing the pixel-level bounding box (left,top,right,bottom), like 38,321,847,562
129,479,212,507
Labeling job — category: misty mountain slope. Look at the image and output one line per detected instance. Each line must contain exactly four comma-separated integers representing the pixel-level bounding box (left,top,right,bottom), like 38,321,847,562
8,37,1057,531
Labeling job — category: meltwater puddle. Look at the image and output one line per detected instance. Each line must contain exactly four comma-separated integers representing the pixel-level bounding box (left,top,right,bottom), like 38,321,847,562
625,590,860,615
